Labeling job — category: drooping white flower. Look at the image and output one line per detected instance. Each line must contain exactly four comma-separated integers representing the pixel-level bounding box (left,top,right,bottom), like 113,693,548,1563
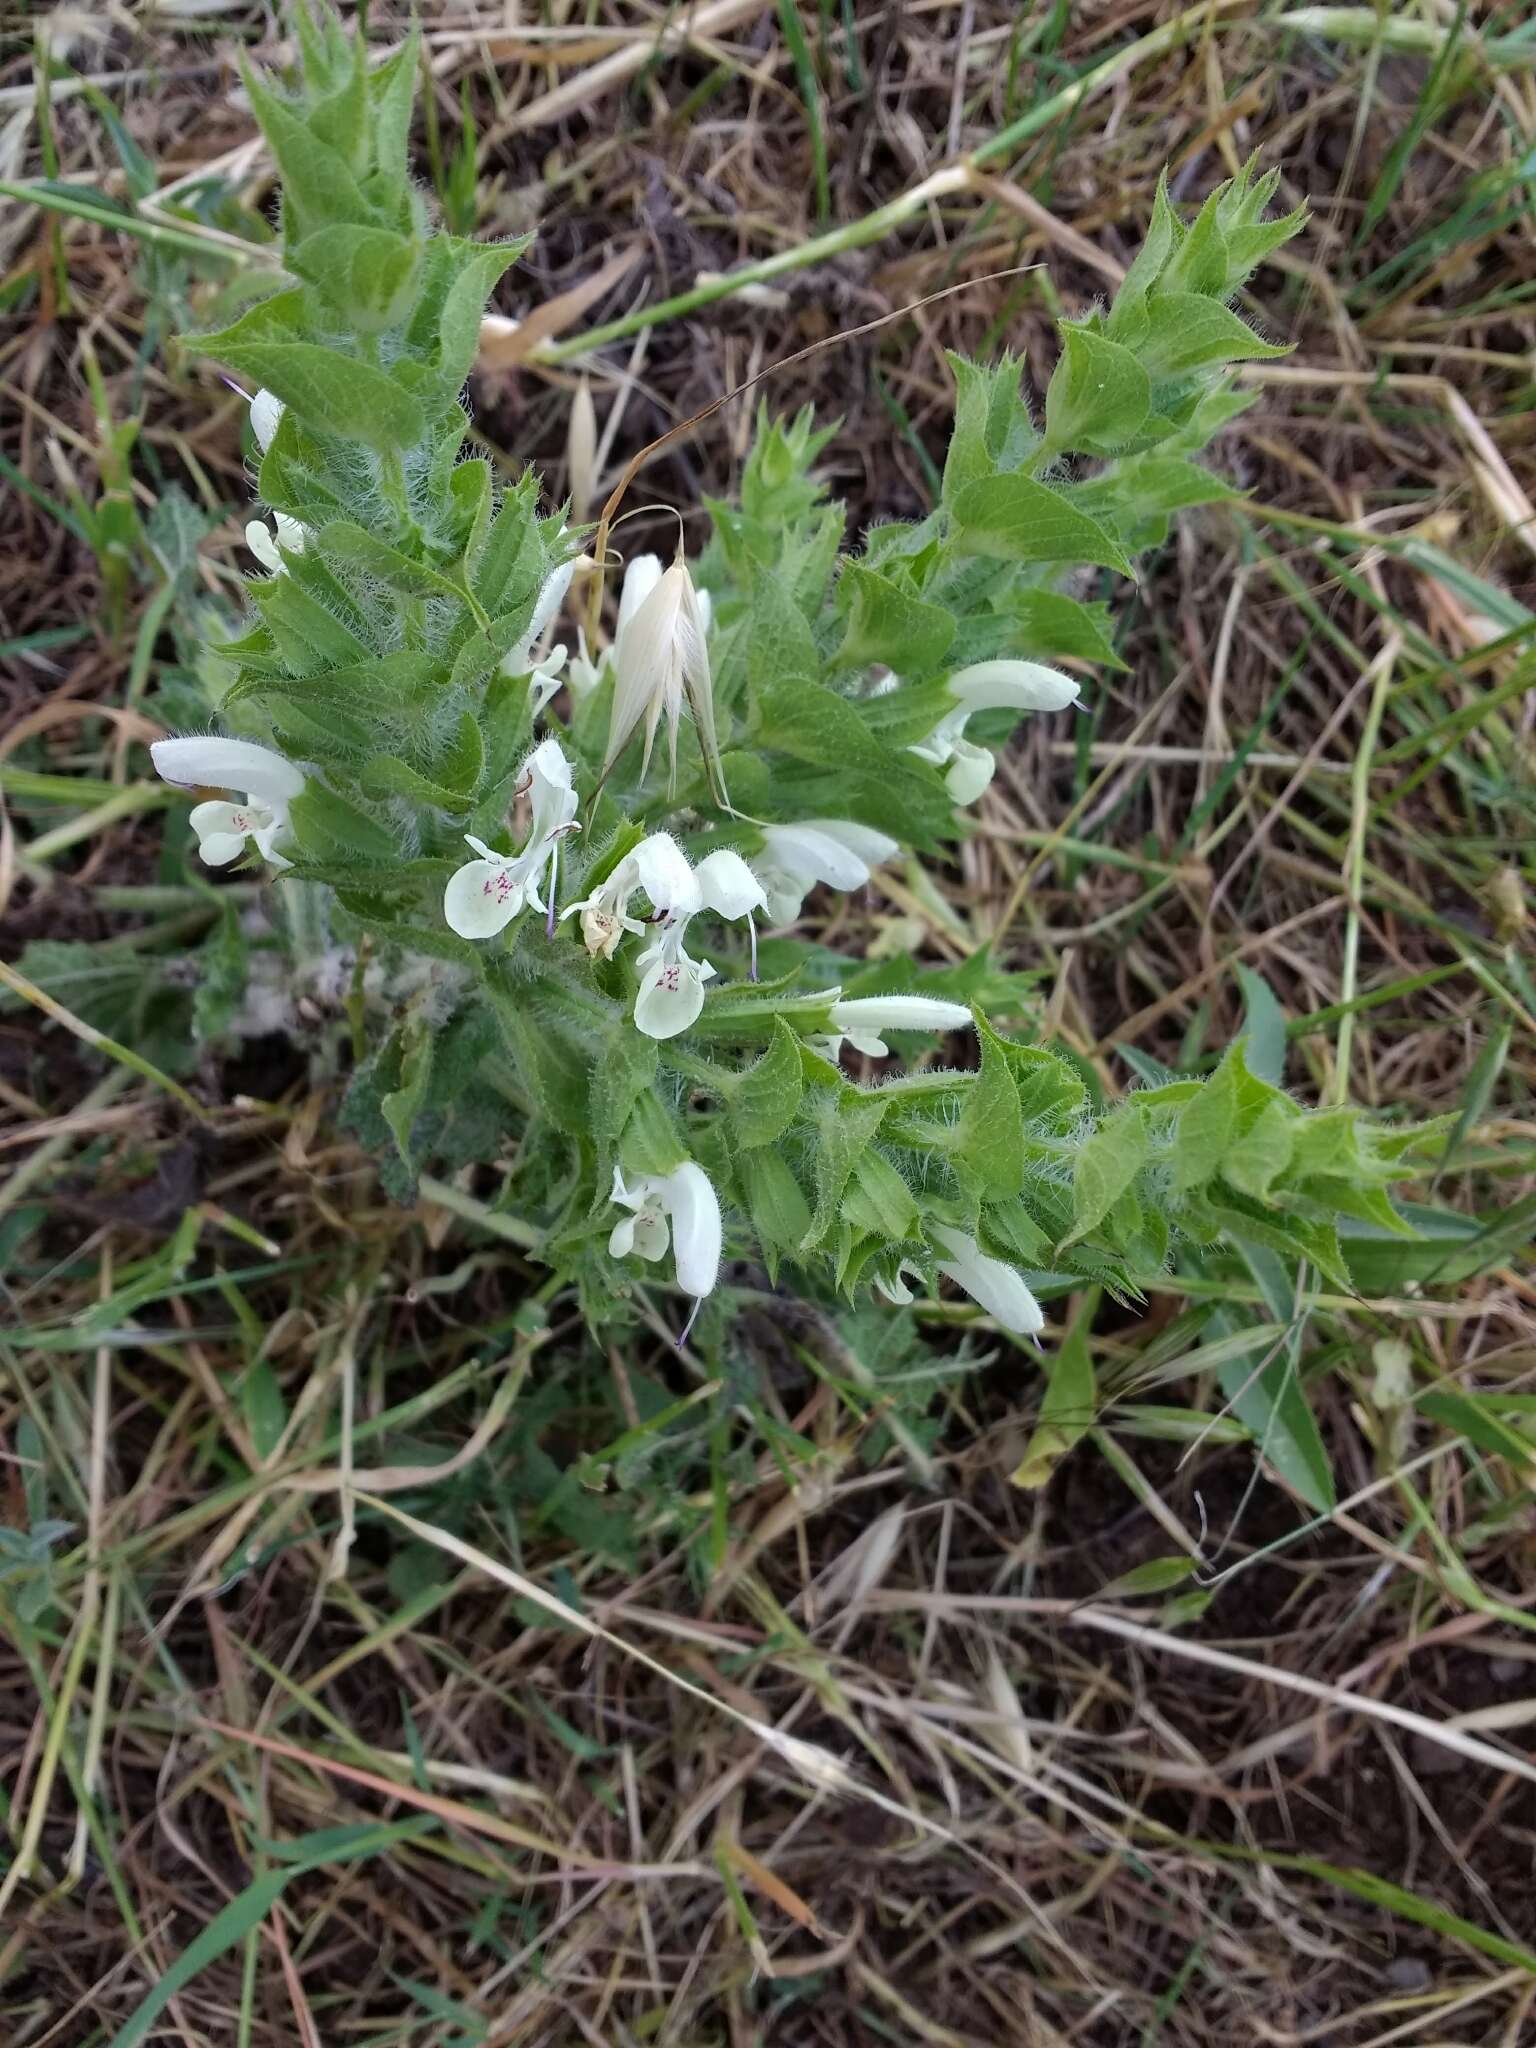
150,735,305,870
756,819,898,925
609,1161,722,1300
818,994,972,1060
910,660,1082,805
563,627,606,705
499,551,587,716
565,830,696,962
929,1223,1044,1339
249,387,285,453
244,511,307,576
442,738,578,939
602,551,728,805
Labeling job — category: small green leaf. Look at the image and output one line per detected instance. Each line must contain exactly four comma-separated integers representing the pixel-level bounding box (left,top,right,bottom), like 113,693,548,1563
287,783,399,864
1067,1105,1147,1243
846,1148,918,1243
288,225,422,332
590,1030,657,1159
1223,1098,1295,1200
1136,293,1290,379
836,561,955,672
740,1148,812,1262
359,756,473,813
942,352,1038,502
1044,325,1151,454
437,713,485,797
241,62,373,237
1094,1555,1197,1599
1006,589,1128,670
254,571,370,672
1011,1291,1096,1488
1173,1055,1240,1196
951,474,1132,575
958,1015,1025,1195
317,521,468,603
206,341,424,453
435,234,531,391
1234,964,1287,1084
802,1087,888,1252
732,1018,805,1148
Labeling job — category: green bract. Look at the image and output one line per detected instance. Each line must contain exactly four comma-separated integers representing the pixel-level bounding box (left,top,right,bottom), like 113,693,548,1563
146,6,1438,1345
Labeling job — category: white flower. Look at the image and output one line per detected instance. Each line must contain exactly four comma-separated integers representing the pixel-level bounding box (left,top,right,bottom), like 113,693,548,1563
630,845,763,1039
757,819,898,925
929,1223,1043,1339
565,829,696,962
442,738,578,939
563,627,606,705
249,387,284,453
602,551,728,805
819,994,972,1060
694,847,765,921
609,1161,722,1300
910,660,1082,805
244,511,307,576
568,833,764,1038
150,735,304,870
499,551,586,716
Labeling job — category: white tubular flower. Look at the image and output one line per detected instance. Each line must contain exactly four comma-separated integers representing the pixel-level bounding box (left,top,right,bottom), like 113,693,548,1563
757,819,898,925
442,738,578,939
609,1161,722,1300
565,830,696,962
563,628,605,705
249,387,285,452
630,846,763,1041
500,552,587,715
603,551,728,805
929,1223,1044,1339
910,660,1082,806
150,735,304,870
567,833,763,1036
244,511,307,576
821,994,972,1060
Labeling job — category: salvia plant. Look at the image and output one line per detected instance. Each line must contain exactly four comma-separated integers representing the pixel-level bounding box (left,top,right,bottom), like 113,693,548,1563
148,9,1439,1355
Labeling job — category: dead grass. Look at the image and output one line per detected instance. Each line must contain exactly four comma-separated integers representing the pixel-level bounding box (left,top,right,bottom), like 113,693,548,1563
2,3,1535,2043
